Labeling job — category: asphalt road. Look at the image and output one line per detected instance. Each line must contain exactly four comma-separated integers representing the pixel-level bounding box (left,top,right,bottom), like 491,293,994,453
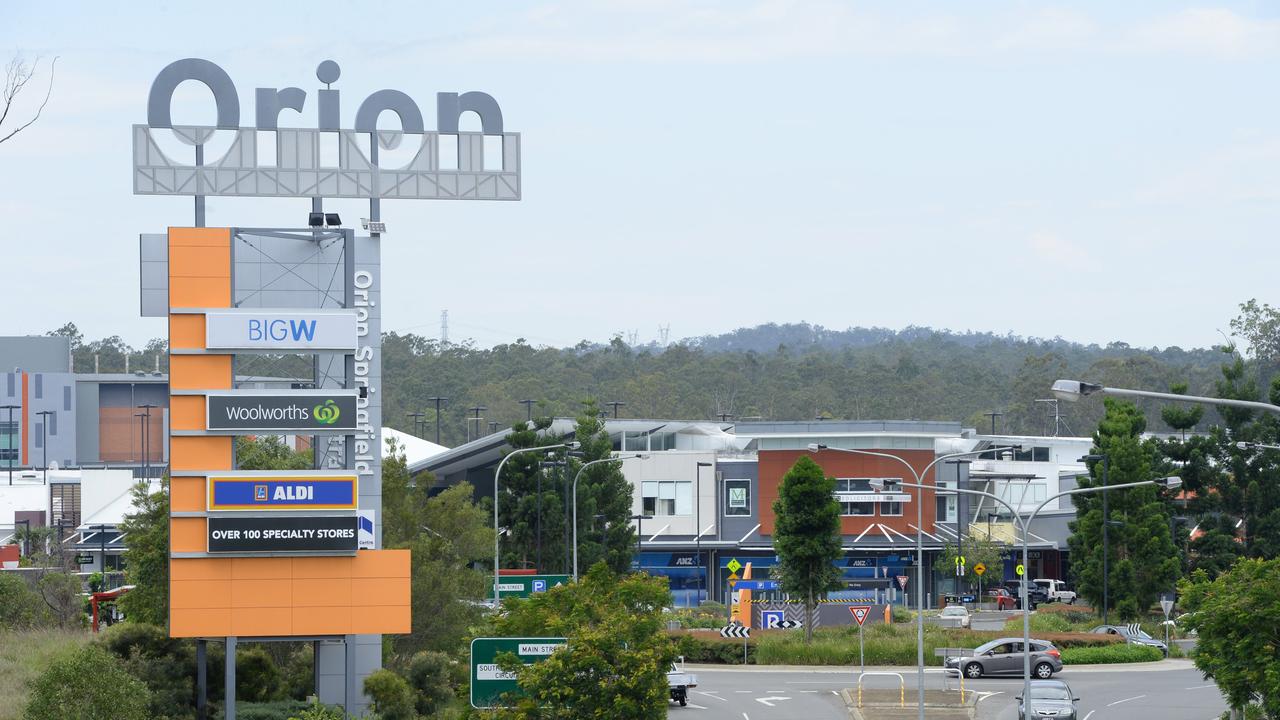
667,661,1228,720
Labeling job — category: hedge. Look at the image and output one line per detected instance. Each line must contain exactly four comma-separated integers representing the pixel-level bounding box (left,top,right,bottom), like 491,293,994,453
1061,644,1164,665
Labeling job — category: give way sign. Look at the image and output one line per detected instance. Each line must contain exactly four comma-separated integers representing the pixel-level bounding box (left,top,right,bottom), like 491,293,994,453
848,605,872,626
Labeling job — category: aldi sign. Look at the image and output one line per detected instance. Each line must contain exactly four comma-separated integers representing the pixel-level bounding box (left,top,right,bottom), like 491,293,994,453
206,391,358,431
208,474,357,511
205,310,358,351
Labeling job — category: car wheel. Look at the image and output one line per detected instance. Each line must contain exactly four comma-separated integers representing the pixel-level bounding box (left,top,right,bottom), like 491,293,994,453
1034,662,1054,679
964,662,984,679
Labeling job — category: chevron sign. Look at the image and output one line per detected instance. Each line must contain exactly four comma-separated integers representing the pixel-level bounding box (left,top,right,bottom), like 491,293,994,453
720,625,751,639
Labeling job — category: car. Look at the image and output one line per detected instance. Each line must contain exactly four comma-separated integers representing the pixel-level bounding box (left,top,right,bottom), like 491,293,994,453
1018,679,1080,720
667,657,698,707
1033,578,1077,604
1003,581,1048,609
1088,624,1169,657
940,604,971,628
986,588,1017,610
943,637,1063,679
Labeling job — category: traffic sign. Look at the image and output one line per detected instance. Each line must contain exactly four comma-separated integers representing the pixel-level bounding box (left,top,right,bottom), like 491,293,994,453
720,625,751,638
727,558,742,574
488,574,570,600
849,605,872,626
1015,564,1025,577
1160,598,1174,617
74,553,93,565
895,575,909,590
732,580,779,591
973,563,986,576
470,637,567,708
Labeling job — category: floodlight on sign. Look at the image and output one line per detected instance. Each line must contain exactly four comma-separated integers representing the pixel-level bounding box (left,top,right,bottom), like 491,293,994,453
324,213,341,227
308,212,324,228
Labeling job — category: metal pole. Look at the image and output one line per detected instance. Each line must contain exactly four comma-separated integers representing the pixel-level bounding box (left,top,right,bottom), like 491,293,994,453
494,443,566,602
536,468,543,572
1102,456,1110,626
37,410,52,485
572,456,638,580
225,636,236,720
196,639,207,720
427,397,447,446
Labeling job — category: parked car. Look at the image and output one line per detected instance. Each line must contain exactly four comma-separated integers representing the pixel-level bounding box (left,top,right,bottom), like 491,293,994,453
986,588,1017,610
667,657,698,707
943,637,1063,679
1018,679,1080,720
1033,578,1077,604
940,604,971,628
1089,624,1169,657
1003,581,1048,609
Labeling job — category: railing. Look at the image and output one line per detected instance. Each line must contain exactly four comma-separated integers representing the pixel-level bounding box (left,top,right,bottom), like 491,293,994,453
855,671,904,708
936,648,974,701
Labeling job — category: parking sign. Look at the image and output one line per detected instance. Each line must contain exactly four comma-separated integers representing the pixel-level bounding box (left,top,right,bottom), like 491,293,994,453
532,579,547,593
762,610,784,629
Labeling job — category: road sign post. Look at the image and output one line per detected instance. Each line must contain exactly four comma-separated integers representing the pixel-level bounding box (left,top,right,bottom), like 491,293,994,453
721,624,751,664
849,605,872,673
470,637,567,708
1161,597,1175,649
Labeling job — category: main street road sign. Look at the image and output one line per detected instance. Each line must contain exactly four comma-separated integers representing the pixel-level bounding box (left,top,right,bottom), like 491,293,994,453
488,574,570,600
720,625,751,638
470,637,566,708
973,562,987,576
849,605,872,626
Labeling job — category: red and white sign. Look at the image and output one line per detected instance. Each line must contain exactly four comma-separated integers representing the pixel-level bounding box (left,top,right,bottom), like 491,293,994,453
849,605,872,626
896,575,909,590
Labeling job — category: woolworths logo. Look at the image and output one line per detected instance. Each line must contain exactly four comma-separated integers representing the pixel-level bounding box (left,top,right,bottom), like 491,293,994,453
313,399,341,425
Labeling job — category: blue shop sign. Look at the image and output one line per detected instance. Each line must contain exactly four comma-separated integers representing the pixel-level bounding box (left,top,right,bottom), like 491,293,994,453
208,475,357,510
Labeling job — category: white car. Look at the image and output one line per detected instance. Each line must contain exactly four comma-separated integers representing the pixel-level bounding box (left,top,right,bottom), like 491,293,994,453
1033,579,1076,604
940,605,970,628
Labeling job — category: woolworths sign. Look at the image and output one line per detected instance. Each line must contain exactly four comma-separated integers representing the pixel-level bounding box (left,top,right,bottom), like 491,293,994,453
206,391,358,431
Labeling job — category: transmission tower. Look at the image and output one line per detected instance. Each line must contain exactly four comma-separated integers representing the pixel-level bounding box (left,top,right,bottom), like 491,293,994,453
658,324,670,345
1035,398,1073,437
440,309,449,345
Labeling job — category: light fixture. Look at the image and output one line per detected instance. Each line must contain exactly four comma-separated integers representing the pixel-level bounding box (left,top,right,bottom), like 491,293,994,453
324,213,341,227
806,443,827,452
1157,476,1183,490
308,212,324,228
1052,379,1104,402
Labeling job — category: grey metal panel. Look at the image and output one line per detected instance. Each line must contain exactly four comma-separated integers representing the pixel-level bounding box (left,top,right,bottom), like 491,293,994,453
75,382,100,464
140,234,169,318
0,337,71,373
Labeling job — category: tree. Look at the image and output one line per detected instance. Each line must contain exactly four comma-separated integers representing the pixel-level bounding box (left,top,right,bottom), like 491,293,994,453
489,564,676,720
771,456,843,643
569,399,636,574
363,669,416,720
406,651,453,717
1067,399,1180,620
497,416,569,573
1180,559,1280,716
939,536,1007,591
118,480,169,625
236,435,312,470
22,644,151,720
1,54,56,147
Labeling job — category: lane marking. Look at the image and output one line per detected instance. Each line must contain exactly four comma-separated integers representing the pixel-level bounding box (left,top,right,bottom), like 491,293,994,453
1082,711,1094,720
687,702,709,709
755,696,791,707
974,691,1003,705
1108,695,1146,707
734,690,752,693
1185,684,1217,690
694,691,727,702
742,714,750,720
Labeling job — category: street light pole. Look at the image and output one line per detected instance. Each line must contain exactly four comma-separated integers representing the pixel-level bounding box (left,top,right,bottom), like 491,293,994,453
809,443,1023,720
696,461,713,603
631,513,652,562
494,442,572,603
572,454,646,580
1053,379,1280,416
406,411,425,439
426,396,447,445
0,404,18,485
36,410,53,485
138,403,157,480
879,475,1179,720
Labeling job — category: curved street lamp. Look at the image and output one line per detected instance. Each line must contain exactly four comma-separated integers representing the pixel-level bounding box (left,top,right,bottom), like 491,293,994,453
808,442,1023,720
876,474,1181,720
493,441,577,602
571,453,647,580
1052,379,1280,416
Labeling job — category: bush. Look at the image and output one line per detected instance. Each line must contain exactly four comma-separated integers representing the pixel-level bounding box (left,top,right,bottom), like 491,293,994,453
238,646,284,703
22,644,150,720
671,630,757,664
280,644,315,701
407,650,453,716
1034,602,1100,626
236,699,318,720
891,605,914,623
96,622,196,719
1061,643,1163,664
288,701,349,720
1003,612,1072,633
364,668,416,720
0,573,48,630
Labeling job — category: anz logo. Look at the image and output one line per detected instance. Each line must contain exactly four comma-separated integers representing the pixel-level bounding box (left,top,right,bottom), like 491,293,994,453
247,318,317,342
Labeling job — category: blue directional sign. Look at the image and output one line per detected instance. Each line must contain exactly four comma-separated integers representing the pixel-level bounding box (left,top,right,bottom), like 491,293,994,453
208,475,357,511
733,580,779,591
532,579,547,592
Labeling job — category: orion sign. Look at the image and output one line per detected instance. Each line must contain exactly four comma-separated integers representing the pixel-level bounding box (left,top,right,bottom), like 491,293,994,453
206,391,358,432
133,58,520,200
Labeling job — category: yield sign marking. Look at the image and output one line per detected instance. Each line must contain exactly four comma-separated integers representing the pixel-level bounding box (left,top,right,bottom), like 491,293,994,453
755,696,791,707
896,574,909,590
849,605,872,626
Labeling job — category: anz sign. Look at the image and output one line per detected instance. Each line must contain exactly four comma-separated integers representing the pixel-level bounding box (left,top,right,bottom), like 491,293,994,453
205,309,358,351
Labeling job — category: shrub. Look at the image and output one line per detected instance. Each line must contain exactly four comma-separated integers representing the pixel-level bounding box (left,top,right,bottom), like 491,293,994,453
1061,643,1163,664
891,605,914,623
407,650,453,716
96,622,195,719
236,699,318,720
364,668,416,720
280,644,315,701
670,630,757,664
288,701,349,720
1034,602,1100,626
1003,612,1072,633
22,644,150,720
0,573,48,630
237,646,284,703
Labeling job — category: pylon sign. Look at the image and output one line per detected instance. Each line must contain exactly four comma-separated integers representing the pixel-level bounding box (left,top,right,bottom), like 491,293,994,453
849,605,872,626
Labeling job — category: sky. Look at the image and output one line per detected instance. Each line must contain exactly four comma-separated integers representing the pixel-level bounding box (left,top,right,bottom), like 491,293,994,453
2,1,1278,351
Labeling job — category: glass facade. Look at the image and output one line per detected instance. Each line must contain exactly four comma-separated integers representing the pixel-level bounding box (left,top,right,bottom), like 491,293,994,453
642,480,692,516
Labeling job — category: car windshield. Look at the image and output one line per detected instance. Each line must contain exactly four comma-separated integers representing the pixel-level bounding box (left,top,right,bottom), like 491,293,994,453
942,607,965,615
1030,687,1070,700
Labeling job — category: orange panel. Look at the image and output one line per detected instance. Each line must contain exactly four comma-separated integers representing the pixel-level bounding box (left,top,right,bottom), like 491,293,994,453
292,556,354,579
292,578,353,607
231,579,292,608
171,608,231,638
351,549,411,578
171,246,231,278
169,314,207,350
171,517,208,553
170,278,231,308
170,436,231,471
170,557,233,581
232,607,295,636
170,395,205,431
353,578,411,604
170,355,231,391
170,476,206,512
353,604,411,634
293,606,352,636
171,579,232,609
170,227,232,247
230,557,292,580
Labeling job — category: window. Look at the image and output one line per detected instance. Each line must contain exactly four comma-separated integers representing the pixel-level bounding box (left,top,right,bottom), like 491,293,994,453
0,419,16,461
642,480,692,516
724,479,750,516
880,496,902,516
936,480,957,523
33,374,42,399
835,478,875,516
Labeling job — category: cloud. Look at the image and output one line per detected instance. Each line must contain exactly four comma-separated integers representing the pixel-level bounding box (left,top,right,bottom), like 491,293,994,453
1129,8,1280,58
1028,231,1092,266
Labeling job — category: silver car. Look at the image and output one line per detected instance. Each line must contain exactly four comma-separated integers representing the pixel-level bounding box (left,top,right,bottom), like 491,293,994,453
943,637,1063,679
1088,624,1169,657
1018,679,1079,720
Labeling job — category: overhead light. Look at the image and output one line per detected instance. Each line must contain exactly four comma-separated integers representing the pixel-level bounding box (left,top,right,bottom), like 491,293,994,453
325,213,341,227
1157,476,1183,490
1052,379,1104,402
869,478,887,491
308,212,324,228
360,218,387,233
1237,441,1254,451
807,443,827,452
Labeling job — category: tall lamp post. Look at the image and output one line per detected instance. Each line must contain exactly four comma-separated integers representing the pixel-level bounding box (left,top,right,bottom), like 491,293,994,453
631,514,653,562
1053,379,1280,416
406,411,425,438
494,441,575,602
695,461,713,603
36,410,53,485
809,442,1023,720
426,396,448,445
571,454,647,580
138,403,157,479
871,474,1181,720
1,404,18,485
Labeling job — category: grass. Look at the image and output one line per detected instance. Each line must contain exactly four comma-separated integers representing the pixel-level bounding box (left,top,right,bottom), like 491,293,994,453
0,628,92,720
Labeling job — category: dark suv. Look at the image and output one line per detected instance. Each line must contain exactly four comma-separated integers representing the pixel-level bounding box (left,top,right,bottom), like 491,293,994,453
1003,581,1048,609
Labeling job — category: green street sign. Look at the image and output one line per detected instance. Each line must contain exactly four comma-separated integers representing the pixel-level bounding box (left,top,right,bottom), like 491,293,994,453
470,637,567,708
487,574,571,600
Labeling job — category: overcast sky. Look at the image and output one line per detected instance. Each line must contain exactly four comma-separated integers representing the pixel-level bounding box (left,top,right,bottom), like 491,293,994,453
2,2,1277,350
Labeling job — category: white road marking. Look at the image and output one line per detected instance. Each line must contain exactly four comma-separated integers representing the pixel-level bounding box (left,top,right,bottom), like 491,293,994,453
742,714,750,720
734,690,752,693
1108,695,1146,707
694,691,727,702
687,703,709,709
1082,711,1094,720
1185,684,1217,690
755,696,791,707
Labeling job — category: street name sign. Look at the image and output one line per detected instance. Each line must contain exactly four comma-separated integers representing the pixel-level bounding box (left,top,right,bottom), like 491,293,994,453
487,574,570,600
207,515,358,553
470,637,566,708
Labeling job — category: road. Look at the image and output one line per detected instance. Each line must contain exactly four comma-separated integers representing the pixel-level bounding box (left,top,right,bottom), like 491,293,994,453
667,661,1228,720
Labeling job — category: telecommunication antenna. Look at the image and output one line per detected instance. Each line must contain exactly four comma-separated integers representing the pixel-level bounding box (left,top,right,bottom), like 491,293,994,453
440,310,449,345
1035,398,1072,437
625,330,638,346
658,325,670,345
